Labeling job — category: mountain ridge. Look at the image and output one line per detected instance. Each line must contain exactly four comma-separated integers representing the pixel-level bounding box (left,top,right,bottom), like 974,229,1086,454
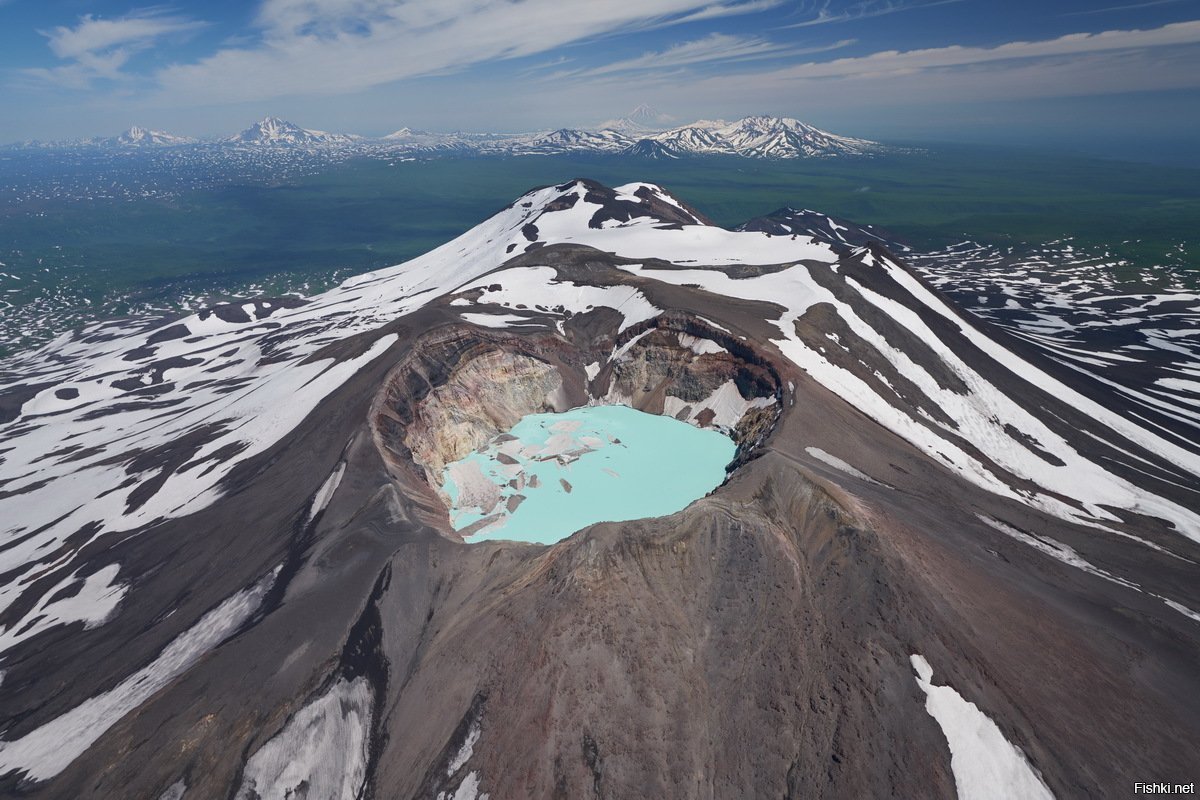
229,116,358,146
112,126,196,146
21,114,891,160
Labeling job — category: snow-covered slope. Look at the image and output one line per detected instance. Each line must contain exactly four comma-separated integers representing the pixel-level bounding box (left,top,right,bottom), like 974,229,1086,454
649,125,736,155
380,127,475,152
112,126,195,146
508,128,634,155
2,179,1195,619
623,138,680,159
738,206,901,247
745,209,1200,456
648,116,882,158
714,115,879,158
1,179,1198,796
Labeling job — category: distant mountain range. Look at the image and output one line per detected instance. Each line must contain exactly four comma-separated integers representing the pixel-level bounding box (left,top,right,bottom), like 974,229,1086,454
15,114,892,160
650,116,879,158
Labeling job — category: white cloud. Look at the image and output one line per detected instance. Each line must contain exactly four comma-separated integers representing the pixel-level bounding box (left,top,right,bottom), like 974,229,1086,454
26,11,205,89
770,19,1200,78
672,0,788,23
43,13,201,60
151,0,777,104
506,19,1200,129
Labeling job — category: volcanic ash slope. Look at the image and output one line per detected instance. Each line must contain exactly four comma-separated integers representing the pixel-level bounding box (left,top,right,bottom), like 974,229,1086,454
0,180,1198,799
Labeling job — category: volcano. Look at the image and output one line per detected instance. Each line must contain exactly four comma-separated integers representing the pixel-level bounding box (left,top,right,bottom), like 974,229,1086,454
0,180,1197,799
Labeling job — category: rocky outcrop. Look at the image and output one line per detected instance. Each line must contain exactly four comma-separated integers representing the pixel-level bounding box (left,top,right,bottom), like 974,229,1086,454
404,350,564,486
599,317,782,463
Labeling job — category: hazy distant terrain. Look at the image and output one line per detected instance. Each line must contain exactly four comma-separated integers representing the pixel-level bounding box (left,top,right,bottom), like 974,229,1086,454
0,144,1195,357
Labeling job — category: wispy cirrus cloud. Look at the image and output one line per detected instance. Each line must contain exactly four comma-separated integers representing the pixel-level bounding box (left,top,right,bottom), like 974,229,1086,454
24,10,205,89
765,18,1200,78
782,0,964,29
569,19,1200,111
672,0,788,23
151,0,779,105
545,32,854,80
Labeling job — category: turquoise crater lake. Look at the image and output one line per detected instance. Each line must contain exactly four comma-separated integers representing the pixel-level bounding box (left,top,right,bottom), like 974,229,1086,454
442,405,736,545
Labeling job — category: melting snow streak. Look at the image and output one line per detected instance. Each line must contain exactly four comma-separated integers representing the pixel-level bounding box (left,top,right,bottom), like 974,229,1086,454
0,568,278,783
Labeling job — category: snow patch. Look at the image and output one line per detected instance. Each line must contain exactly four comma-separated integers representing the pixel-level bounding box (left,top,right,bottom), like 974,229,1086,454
459,312,539,328
158,780,187,800
805,447,883,486
910,654,1055,800
438,771,489,800
0,564,126,656
307,462,346,523
677,332,725,355
690,381,774,431
530,183,835,266
459,267,659,334
235,677,373,800
696,316,731,333
1158,598,1200,623
447,721,481,775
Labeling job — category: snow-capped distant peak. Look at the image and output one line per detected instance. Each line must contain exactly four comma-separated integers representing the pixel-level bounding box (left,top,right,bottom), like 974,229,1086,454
720,115,811,132
513,128,634,155
686,119,732,130
644,115,880,159
649,125,735,155
598,104,675,134
717,116,879,158
628,103,662,120
231,116,356,146
114,126,194,146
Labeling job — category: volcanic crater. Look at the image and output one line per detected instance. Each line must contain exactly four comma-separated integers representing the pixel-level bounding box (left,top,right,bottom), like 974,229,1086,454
371,313,784,542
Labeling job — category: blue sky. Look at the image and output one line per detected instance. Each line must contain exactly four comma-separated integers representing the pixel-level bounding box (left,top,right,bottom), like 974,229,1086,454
2,0,1199,154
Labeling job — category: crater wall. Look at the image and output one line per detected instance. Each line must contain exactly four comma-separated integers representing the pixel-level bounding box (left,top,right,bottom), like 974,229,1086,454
369,315,784,535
